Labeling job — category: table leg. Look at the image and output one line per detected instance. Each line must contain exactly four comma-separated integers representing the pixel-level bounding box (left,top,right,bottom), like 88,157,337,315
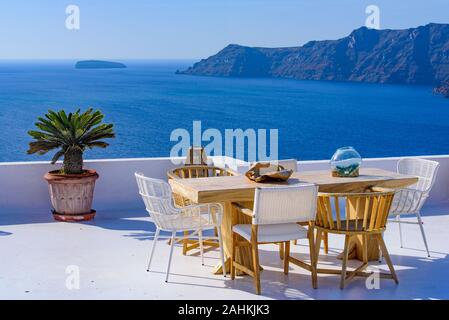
336,239,357,260
346,197,380,261
213,201,261,275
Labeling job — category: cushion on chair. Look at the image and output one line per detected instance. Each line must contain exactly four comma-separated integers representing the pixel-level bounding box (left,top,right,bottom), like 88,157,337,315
232,223,309,243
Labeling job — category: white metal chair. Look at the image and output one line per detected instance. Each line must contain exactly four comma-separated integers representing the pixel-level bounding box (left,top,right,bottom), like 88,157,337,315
389,158,440,257
230,184,319,294
135,173,227,282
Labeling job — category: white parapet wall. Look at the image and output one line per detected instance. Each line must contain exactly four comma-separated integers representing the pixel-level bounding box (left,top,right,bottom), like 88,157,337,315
0,156,247,219
0,155,448,221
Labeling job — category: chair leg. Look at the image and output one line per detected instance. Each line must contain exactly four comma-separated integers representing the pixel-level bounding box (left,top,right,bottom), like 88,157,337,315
376,234,399,284
416,212,431,257
314,231,323,265
308,228,318,289
284,241,290,275
231,232,237,280
147,227,160,272
378,232,384,263
166,231,177,283
182,231,189,255
323,232,329,254
217,227,227,277
293,240,298,246
199,229,205,266
279,242,284,260
251,239,261,295
340,235,350,289
363,234,368,264
397,215,403,248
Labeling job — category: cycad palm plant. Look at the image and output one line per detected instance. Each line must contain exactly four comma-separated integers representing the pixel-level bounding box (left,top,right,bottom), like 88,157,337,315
28,109,115,174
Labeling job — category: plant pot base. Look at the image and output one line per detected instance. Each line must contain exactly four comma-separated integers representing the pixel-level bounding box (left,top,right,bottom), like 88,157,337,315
52,210,96,222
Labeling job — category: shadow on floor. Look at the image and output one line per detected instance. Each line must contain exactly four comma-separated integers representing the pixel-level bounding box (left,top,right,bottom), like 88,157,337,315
142,242,449,300
220,246,449,300
0,209,147,227
420,204,449,217
88,217,155,236
90,216,216,240
0,212,55,226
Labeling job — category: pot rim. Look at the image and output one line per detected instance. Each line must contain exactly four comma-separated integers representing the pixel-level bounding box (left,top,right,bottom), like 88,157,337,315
44,169,99,181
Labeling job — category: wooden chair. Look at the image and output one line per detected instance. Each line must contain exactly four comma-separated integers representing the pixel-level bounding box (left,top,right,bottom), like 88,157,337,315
230,184,319,295
167,165,237,255
168,166,237,207
315,188,398,289
184,146,209,166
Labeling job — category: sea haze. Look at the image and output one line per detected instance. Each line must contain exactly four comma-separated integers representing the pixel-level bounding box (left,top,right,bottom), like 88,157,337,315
0,60,448,163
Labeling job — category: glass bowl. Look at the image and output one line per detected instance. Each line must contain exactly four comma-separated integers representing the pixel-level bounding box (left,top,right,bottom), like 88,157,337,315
330,147,362,177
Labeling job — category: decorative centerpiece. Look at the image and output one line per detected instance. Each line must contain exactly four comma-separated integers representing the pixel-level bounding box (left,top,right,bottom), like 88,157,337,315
245,162,293,183
330,147,362,177
27,109,115,222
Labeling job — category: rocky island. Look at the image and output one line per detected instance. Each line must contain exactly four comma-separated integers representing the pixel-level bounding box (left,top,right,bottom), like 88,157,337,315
435,82,449,98
75,60,127,69
179,23,449,98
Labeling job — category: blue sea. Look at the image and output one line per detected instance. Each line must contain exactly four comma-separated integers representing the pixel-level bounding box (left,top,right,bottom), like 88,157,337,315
0,60,448,162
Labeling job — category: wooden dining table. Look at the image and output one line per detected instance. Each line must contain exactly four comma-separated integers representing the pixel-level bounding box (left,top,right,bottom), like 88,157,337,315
169,168,418,275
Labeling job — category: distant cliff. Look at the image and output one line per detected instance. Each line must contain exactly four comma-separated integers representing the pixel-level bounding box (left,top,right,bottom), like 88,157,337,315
75,60,127,69
435,82,449,98
179,23,449,97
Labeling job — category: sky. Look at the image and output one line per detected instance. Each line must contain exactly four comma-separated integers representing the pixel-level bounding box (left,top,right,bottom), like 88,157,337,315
0,0,448,60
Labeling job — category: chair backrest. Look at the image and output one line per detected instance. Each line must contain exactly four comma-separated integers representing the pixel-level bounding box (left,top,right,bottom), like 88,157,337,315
252,184,318,225
167,165,236,206
184,146,209,166
397,158,439,194
250,159,298,175
316,188,396,233
168,166,236,180
135,173,177,228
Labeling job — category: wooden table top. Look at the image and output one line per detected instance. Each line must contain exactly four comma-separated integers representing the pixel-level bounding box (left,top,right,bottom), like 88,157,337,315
169,168,419,204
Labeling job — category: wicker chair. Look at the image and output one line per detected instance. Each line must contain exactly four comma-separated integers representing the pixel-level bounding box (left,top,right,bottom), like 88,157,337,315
167,165,237,256
135,173,226,282
389,158,439,257
315,188,398,289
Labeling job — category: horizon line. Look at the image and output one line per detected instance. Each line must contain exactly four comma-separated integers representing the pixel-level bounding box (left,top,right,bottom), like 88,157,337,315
0,58,200,61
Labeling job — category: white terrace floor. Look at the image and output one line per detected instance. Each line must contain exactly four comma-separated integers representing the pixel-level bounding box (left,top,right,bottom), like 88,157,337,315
1,205,449,300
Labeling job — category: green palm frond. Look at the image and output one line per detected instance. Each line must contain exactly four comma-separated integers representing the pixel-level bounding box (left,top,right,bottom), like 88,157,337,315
28,108,116,167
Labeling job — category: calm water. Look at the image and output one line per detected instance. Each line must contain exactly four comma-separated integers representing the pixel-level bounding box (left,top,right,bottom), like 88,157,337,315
0,60,448,162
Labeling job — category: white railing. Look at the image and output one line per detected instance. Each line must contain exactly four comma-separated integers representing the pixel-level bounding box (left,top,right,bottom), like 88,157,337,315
0,155,448,221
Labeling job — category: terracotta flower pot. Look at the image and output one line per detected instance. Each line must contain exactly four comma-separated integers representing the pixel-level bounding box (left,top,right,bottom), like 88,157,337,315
44,170,99,222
